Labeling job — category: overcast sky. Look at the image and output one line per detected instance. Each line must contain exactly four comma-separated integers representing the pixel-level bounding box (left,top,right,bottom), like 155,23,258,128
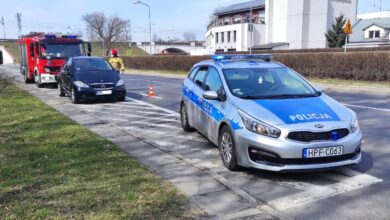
0,0,389,41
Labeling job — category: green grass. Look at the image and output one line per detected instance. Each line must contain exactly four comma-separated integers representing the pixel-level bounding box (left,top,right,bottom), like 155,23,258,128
0,86,189,219
91,42,148,57
309,78,390,88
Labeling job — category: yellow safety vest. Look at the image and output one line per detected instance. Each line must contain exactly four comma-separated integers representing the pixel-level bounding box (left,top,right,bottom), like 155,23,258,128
109,57,125,72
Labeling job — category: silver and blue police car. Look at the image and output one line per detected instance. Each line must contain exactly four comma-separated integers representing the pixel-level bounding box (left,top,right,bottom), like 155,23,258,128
180,54,362,172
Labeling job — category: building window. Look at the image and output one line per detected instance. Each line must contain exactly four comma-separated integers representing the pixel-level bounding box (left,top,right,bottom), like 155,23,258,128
227,31,231,42
216,33,219,43
221,32,225,43
228,48,236,52
233,31,237,42
369,30,380,39
224,17,230,25
216,49,224,53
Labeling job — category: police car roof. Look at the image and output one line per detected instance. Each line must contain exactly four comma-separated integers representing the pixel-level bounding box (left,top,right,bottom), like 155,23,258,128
196,59,285,69
72,56,104,60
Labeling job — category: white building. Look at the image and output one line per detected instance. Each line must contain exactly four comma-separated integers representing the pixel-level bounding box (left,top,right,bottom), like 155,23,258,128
205,0,357,52
348,11,390,48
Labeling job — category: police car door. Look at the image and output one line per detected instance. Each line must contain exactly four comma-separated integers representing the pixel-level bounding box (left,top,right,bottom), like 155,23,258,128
187,66,209,131
200,67,224,144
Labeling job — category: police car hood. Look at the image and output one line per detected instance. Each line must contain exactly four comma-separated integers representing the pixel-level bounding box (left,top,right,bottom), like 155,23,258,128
232,94,353,126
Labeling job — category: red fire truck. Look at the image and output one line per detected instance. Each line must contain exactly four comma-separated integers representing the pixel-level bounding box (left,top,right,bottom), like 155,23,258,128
18,32,91,87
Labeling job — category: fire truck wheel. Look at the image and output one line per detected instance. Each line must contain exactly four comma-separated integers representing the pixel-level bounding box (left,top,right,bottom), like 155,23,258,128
71,87,80,104
58,83,65,97
23,70,32,84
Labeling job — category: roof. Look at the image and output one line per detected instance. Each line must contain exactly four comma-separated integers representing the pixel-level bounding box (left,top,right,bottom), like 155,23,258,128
350,17,390,42
252,42,289,50
215,0,265,16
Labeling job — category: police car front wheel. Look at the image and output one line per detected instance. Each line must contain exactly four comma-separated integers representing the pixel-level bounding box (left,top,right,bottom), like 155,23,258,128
219,126,239,171
180,103,194,132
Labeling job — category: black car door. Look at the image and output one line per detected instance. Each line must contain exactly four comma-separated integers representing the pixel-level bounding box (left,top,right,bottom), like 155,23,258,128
62,59,73,92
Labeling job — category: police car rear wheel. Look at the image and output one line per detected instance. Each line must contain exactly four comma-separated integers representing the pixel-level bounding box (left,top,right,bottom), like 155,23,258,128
219,126,239,171
180,103,193,132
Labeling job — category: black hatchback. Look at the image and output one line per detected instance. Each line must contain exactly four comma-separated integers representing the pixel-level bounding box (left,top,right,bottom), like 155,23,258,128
58,56,126,104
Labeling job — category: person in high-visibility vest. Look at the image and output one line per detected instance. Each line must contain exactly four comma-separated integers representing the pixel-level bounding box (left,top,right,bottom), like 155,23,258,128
108,49,125,74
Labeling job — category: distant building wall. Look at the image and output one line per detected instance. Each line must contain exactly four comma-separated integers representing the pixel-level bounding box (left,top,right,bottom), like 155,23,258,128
266,0,357,49
0,45,14,64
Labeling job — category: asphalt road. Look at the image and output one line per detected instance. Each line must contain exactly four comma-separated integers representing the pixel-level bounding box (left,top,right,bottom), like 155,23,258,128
122,73,390,219
1,65,390,219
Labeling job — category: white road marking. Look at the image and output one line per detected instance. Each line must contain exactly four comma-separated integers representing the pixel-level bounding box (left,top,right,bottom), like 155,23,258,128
267,170,382,211
344,104,390,112
139,93,163,99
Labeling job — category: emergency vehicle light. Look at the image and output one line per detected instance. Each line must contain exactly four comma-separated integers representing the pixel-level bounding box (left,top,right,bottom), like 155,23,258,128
45,34,57,39
62,35,78,39
212,54,273,62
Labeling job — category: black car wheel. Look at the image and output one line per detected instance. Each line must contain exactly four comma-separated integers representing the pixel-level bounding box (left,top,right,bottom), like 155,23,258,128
58,83,65,97
71,87,80,104
180,103,194,132
219,125,239,171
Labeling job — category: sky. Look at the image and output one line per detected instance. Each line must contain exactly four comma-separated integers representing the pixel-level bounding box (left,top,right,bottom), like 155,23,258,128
0,0,389,41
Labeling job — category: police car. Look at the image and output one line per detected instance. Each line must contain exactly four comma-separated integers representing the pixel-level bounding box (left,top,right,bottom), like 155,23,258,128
180,54,362,171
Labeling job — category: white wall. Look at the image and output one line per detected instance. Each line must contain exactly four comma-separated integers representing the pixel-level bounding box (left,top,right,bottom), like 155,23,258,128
206,23,267,52
364,25,386,39
0,45,14,64
266,0,357,49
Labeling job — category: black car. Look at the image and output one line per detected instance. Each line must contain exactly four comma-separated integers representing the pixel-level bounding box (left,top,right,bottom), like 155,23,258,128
58,56,126,104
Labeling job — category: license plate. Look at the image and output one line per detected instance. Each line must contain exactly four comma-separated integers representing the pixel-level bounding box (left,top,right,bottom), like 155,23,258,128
96,90,112,96
303,146,344,158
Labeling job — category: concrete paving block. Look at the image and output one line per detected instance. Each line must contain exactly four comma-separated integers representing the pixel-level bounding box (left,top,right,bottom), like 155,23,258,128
198,175,227,195
193,190,253,217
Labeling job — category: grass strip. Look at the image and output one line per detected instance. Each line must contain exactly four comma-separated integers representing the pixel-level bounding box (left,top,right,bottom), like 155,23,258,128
0,85,189,219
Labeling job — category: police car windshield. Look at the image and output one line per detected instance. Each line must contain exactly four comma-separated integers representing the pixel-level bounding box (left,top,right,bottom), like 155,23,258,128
223,67,318,99
42,43,82,58
74,59,114,72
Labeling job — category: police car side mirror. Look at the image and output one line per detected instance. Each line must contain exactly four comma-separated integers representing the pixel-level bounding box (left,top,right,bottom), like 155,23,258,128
203,91,219,100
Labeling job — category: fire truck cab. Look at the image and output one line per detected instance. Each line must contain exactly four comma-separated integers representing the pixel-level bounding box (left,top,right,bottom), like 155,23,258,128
18,32,91,87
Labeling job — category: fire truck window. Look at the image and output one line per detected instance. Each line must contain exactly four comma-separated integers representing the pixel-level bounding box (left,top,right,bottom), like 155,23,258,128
35,42,40,56
29,44,35,57
42,44,82,58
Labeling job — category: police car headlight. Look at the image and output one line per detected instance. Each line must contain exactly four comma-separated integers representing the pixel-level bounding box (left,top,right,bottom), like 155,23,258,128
350,115,359,133
74,81,89,88
116,79,125,87
238,110,281,138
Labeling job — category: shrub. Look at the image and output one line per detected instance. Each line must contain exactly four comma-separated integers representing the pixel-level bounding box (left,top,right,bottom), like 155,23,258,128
122,52,390,82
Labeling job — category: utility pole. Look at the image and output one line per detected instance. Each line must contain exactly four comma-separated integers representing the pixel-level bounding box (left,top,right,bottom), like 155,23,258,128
134,1,152,55
249,0,253,54
380,0,382,11
0,17,5,39
16,13,22,38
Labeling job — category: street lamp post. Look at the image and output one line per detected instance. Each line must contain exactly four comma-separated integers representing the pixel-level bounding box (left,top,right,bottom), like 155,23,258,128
249,0,253,54
134,1,152,54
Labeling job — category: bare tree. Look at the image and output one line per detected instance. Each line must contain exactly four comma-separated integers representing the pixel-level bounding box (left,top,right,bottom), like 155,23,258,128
183,32,197,42
82,12,130,56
